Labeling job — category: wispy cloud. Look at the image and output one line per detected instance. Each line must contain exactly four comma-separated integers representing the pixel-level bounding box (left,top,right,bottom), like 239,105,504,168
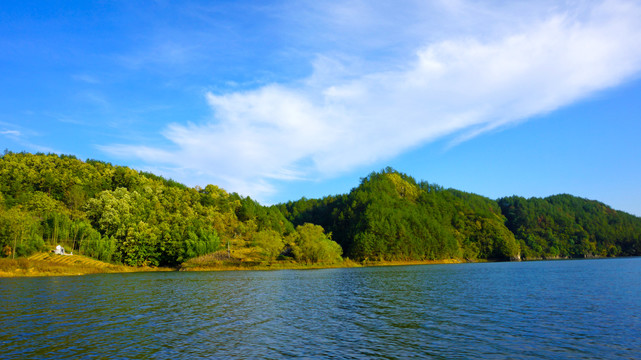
72,74,101,84
1,130,21,136
117,41,199,70
0,127,56,154
102,0,641,201
76,91,111,109
44,113,86,126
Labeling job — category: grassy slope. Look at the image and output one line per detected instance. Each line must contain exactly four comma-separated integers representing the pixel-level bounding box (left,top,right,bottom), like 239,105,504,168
0,252,172,277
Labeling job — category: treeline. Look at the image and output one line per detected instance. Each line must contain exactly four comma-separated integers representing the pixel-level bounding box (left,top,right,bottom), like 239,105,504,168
278,167,641,261
2,152,640,266
498,195,641,258
0,151,339,266
277,169,520,261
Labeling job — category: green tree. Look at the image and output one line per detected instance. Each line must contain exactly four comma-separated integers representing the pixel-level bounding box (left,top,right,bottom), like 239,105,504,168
289,224,342,264
0,207,44,257
252,229,285,260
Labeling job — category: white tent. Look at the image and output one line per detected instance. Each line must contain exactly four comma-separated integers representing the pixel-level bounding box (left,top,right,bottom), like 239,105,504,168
54,245,72,256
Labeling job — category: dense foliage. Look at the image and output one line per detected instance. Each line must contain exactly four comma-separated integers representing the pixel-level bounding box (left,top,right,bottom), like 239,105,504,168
279,168,520,261
0,152,298,266
2,152,640,265
279,168,641,261
498,195,641,258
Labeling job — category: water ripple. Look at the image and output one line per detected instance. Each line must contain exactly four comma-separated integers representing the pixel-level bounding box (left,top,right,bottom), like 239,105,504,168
1,258,640,359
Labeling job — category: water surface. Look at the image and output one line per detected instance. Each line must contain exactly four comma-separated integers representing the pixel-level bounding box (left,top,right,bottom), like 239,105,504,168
1,258,640,359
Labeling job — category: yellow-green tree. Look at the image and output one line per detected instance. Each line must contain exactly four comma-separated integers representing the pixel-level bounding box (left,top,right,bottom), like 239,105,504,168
289,223,342,264
0,206,44,257
252,229,285,260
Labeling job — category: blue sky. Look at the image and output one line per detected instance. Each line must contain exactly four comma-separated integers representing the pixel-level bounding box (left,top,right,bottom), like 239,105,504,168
1,0,640,215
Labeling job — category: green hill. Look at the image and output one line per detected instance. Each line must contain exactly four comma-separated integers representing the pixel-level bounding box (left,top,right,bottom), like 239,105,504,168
498,194,641,258
0,151,336,267
279,168,520,261
1,151,640,267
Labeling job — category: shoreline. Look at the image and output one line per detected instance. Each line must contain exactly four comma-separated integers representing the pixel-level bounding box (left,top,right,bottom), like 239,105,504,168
1,254,468,278
1,255,615,278
178,257,467,272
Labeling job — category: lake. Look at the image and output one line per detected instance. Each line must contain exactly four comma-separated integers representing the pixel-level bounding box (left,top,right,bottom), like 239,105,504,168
1,258,640,359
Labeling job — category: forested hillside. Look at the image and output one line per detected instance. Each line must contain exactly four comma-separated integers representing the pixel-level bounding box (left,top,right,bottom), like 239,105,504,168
0,151,338,266
498,195,641,258
279,168,641,261
1,152,640,266
278,169,521,261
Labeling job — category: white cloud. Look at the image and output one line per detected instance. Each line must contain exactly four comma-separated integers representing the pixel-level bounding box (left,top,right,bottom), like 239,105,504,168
103,0,641,202
1,130,21,136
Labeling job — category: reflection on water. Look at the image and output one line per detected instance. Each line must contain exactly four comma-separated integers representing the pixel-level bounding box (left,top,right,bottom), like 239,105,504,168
1,258,640,359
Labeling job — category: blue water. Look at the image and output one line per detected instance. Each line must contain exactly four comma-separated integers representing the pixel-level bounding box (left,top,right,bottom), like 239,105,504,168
1,258,640,359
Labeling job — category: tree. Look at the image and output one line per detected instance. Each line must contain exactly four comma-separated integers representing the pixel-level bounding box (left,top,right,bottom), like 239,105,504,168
0,207,44,257
289,224,342,264
252,230,285,260
84,187,135,238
